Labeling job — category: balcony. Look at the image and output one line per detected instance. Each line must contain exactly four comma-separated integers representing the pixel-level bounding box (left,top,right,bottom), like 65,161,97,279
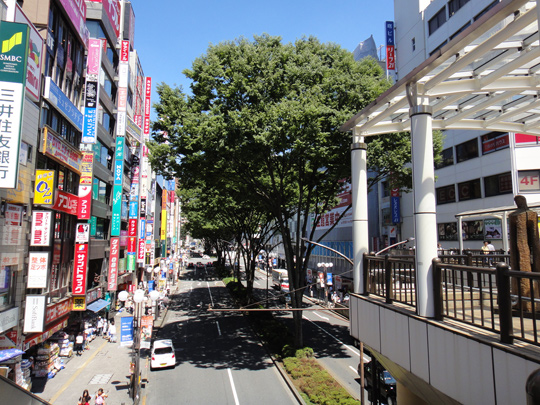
350,253,540,404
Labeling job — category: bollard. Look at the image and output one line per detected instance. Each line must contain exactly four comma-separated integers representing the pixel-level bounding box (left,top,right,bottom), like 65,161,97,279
495,262,513,344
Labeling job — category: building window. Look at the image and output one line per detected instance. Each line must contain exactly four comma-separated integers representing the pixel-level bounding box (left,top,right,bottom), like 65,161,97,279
381,181,390,198
518,170,540,192
436,184,456,205
98,104,115,135
456,138,479,163
484,172,512,197
428,6,447,35
458,178,482,201
474,0,499,21
449,21,471,41
95,218,109,239
449,0,470,17
435,147,454,169
381,207,392,226
438,222,458,241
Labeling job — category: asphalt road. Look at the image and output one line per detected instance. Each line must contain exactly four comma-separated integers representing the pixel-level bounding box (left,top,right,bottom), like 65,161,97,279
144,260,299,405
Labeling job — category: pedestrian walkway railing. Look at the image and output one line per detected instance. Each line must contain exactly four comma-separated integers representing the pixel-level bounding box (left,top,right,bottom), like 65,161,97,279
362,253,540,348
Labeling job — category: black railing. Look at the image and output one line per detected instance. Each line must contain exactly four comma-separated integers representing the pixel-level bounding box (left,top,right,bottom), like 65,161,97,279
361,253,540,347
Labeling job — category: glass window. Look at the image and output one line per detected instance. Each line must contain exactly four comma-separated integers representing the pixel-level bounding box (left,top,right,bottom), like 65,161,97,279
484,172,512,197
518,170,540,192
101,68,116,101
436,184,456,205
98,104,115,134
435,147,454,169
481,132,509,154
458,179,482,201
449,0,469,17
455,138,479,163
428,7,447,35
0,266,15,310
95,218,108,239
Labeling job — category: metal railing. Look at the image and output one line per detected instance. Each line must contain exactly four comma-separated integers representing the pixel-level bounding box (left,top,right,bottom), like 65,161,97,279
361,253,540,347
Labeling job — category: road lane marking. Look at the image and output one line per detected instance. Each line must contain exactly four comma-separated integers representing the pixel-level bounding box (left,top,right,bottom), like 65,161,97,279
207,282,214,306
302,315,360,357
349,365,357,373
228,368,240,405
314,311,329,321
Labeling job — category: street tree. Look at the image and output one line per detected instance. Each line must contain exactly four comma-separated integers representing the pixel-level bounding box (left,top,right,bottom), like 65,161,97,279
148,34,421,347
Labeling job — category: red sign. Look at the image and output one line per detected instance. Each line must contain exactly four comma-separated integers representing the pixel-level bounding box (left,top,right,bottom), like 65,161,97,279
53,189,78,215
137,238,145,261
45,297,72,325
128,218,138,237
77,185,91,219
108,237,119,291
121,40,129,62
391,188,400,197
386,45,395,70
72,244,88,295
128,237,137,253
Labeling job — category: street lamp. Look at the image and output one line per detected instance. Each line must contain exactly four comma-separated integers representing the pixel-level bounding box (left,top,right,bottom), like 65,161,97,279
317,262,333,306
118,288,159,401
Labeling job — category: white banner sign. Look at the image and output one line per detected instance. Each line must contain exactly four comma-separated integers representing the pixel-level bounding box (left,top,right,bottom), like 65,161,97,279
75,223,90,244
0,82,24,189
23,295,46,333
30,211,52,246
27,252,49,288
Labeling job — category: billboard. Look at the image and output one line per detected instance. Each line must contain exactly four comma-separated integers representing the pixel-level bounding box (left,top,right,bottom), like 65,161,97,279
30,211,52,246
72,243,88,295
108,237,119,291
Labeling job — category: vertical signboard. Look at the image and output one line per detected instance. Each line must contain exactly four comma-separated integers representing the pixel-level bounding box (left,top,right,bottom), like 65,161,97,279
72,243,88,295
108,237,119,291
30,211,52,246
27,252,49,288
111,136,125,236
143,77,151,141
385,21,395,71
0,22,29,189
23,295,46,333
82,39,101,143
391,188,400,224
33,170,55,204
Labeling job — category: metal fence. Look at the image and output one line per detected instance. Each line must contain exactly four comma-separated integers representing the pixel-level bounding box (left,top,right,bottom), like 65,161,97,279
361,253,540,347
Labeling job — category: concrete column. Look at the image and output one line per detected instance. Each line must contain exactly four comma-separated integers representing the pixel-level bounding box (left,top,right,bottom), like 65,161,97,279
351,128,369,294
410,104,438,318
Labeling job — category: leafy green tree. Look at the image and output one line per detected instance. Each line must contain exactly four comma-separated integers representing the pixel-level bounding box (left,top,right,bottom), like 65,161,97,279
149,34,396,346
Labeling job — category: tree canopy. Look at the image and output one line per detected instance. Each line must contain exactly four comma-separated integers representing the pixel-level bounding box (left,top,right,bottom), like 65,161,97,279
148,34,436,346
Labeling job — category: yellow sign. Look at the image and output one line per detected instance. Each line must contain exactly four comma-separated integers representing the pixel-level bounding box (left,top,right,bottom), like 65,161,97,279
72,296,86,311
33,170,55,204
161,209,167,240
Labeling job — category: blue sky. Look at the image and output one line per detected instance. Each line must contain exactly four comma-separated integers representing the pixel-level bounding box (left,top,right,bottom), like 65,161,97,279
129,0,394,112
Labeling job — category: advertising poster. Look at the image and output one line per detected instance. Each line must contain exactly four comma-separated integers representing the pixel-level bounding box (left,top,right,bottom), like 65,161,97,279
140,315,153,349
484,219,502,240
75,223,90,243
120,316,134,346
27,252,48,288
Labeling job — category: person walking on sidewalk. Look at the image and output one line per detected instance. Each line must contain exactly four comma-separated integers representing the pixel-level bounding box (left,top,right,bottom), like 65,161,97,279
107,320,116,343
78,389,91,405
94,388,108,405
75,333,84,356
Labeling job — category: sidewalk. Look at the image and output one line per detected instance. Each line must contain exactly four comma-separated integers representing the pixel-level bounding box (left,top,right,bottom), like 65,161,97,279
31,313,136,405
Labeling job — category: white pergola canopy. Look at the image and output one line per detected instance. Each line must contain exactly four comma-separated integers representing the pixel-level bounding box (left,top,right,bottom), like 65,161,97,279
341,0,540,137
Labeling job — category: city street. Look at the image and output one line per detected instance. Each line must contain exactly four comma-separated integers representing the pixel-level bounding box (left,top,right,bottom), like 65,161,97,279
143,261,299,405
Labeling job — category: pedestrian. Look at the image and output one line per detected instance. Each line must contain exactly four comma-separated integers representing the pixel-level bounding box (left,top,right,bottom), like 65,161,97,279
97,317,104,337
94,388,108,405
102,318,108,339
75,333,84,356
107,320,116,343
78,389,91,405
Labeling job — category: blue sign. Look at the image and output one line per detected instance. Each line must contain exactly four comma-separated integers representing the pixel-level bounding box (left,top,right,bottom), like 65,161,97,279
139,219,145,239
148,280,155,292
115,137,125,160
120,316,134,346
385,21,394,46
391,196,400,223
45,78,83,130
129,201,138,218
327,273,333,285
273,258,277,266
114,160,123,185
82,107,97,143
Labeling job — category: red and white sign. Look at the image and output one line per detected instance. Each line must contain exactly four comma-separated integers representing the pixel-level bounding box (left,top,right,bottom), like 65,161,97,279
31,211,52,246
386,45,395,70
143,77,152,140
53,189,78,215
75,223,90,243
72,244,88,295
128,218,137,237
108,237,119,291
128,237,137,253
121,39,129,62
27,252,49,288
77,185,91,219
45,298,72,325
137,238,145,262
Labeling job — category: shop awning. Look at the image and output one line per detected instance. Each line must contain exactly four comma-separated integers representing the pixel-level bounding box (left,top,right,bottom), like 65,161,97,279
86,299,109,313
0,349,24,363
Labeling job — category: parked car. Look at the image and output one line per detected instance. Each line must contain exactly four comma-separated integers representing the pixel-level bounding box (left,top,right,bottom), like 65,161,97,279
151,339,175,370
358,360,397,405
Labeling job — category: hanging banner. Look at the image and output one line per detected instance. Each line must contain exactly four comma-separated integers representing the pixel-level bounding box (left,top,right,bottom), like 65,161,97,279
82,38,101,143
120,316,133,346
72,243,88,295
140,315,153,349
30,211,52,246
108,237,119,291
